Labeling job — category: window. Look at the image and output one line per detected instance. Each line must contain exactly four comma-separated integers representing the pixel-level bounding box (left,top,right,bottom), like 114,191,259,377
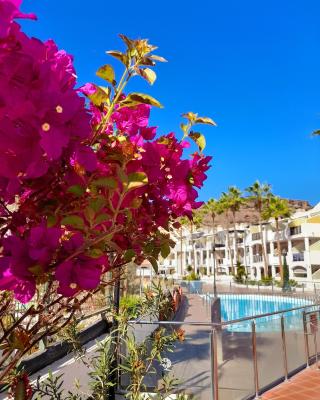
290,226,301,236
293,253,304,262
252,232,261,241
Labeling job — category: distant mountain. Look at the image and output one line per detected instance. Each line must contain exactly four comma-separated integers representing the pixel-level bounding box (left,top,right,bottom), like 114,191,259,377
201,199,312,227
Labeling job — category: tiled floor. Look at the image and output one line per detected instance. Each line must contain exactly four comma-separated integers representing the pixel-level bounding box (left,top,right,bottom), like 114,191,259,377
261,365,320,399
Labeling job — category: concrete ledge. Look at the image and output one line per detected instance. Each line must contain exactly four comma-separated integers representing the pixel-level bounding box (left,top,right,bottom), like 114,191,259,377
20,319,110,376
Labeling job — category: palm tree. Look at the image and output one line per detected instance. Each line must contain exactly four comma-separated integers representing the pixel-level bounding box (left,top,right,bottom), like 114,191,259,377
262,196,292,281
217,193,235,274
179,216,189,275
246,180,272,277
192,210,203,274
202,199,219,275
224,186,244,263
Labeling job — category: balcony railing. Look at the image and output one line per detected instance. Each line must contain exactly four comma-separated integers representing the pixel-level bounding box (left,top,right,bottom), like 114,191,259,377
293,252,305,262
253,254,263,263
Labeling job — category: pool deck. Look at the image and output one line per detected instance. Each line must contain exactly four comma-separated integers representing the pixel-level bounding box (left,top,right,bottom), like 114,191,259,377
261,365,320,399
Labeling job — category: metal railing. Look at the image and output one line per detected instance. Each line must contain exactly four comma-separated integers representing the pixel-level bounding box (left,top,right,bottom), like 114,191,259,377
177,280,320,302
128,300,320,400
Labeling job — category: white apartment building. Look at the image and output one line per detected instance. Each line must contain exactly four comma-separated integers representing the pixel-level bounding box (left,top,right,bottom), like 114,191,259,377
160,202,320,283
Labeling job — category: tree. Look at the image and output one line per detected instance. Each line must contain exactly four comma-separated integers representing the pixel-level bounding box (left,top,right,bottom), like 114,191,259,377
246,181,272,277
224,186,244,263
202,198,219,275
282,252,290,290
262,196,291,281
190,210,203,274
217,193,235,274
0,1,215,386
179,216,190,275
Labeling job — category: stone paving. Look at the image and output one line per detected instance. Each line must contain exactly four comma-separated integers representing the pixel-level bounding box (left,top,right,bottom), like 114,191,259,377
261,365,320,400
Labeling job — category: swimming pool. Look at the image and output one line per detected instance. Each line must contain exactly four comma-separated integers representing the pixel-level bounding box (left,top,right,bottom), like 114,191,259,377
203,293,313,332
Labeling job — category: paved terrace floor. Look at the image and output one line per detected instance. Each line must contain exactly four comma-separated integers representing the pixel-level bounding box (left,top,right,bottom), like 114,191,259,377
262,365,320,400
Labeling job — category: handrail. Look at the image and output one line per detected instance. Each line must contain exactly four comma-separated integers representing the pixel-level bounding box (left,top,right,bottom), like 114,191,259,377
76,306,111,322
129,301,320,328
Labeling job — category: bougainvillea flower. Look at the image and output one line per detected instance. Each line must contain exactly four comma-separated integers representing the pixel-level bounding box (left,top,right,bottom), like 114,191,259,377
140,126,157,140
0,18,91,200
0,0,36,38
55,255,108,297
0,256,36,303
28,225,61,264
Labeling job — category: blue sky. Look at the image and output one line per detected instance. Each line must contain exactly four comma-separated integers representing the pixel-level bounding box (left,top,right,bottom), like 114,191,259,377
21,0,320,205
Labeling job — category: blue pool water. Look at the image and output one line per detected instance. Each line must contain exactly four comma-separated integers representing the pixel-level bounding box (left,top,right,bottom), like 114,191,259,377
205,294,313,332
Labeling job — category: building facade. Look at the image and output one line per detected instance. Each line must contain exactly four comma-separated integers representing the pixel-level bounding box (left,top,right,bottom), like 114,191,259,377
160,202,320,283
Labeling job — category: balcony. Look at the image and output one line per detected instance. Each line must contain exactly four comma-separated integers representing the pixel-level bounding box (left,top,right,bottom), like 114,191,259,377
253,254,263,263
292,253,304,262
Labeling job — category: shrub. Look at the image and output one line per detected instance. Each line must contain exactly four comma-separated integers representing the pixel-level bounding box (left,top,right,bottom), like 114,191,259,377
260,276,273,286
233,262,247,283
119,295,142,318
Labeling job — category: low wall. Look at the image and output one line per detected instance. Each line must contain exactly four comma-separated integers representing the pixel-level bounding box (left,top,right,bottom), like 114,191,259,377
19,318,110,376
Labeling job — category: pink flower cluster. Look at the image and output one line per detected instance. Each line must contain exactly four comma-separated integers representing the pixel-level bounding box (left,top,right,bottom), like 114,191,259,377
0,0,93,201
0,0,212,303
0,225,61,302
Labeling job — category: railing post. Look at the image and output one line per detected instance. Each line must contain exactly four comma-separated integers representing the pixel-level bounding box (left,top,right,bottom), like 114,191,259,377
303,311,310,368
281,315,289,381
211,329,219,400
251,321,261,399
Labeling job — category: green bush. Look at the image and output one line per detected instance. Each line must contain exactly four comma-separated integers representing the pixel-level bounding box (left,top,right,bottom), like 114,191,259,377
233,262,247,283
260,276,273,286
183,271,200,281
120,295,142,318
186,265,193,273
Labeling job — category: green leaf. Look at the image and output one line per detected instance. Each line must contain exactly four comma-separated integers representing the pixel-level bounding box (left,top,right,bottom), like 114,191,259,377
47,215,57,228
124,93,163,108
86,84,110,106
84,207,95,225
127,172,148,190
130,197,143,209
89,196,106,213
95,213,110,225
138,68,157,85
195,116,217,126
61,215,85,229
189,131,206,152
161,242,171,258
148,257,158,273
124,249,136,262
88,248,104,258
96,64,116,85
106,50,128,66
180,123,188,135
92,177,117,189
67,185,85,197
182,112,197,122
